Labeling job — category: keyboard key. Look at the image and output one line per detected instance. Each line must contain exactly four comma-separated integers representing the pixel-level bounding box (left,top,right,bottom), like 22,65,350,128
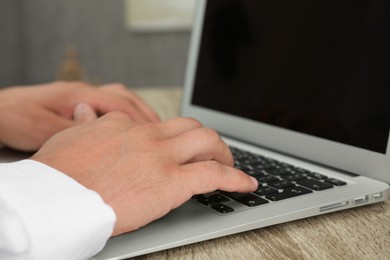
208,194,230,205
281,173,308,181
253,163,277,170
241,157,265,165
223,192,269,207
279,162,297,171
235,164,253,172
256,175,279,184
325,178,347,186
295,167,311,174
254,186,279,196
297,179,334,191
212,204,235,214
246,168,267,177
192,194,210,206
251,159,280,169
263,168,292,176
269,180,296,189
307,172,328,180
265,186,313,201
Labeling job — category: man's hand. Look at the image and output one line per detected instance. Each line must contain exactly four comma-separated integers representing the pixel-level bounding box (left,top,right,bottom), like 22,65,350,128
31,104,258,236
0,82,160,152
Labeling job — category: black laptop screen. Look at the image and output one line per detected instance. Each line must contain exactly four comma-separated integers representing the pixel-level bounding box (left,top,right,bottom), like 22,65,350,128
191,0,390,154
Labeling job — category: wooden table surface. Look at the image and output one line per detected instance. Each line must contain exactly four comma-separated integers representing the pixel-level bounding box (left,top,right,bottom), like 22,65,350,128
134,87,390,260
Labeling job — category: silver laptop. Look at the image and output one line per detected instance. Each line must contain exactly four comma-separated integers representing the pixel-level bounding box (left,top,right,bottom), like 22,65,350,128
93,0,390,259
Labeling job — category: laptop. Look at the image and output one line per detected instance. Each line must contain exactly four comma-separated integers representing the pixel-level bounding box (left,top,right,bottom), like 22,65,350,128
94,0,390,258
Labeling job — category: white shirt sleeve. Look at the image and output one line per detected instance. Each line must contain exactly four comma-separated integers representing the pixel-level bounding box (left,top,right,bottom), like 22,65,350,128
0,159,116,260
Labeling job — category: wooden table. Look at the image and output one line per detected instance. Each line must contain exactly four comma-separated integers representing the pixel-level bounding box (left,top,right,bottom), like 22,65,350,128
133,87,390,260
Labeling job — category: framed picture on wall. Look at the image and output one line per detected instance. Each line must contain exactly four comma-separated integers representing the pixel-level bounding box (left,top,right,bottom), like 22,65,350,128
125,0,196,32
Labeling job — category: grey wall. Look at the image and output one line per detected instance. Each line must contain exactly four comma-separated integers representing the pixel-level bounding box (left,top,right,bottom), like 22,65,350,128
0,0,25,87
0,0,190,88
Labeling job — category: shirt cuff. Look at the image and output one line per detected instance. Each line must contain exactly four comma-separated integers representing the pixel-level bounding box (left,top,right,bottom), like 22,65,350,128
0,159,116,260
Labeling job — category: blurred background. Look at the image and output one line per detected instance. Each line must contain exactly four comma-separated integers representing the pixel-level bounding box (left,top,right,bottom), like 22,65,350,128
0,0,195,88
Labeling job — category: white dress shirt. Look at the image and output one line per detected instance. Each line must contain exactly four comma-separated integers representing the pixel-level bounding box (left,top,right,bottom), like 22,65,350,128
0,160,116,260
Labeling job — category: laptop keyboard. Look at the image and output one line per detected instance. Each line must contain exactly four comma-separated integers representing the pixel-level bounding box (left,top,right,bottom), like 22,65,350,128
191,146,347,214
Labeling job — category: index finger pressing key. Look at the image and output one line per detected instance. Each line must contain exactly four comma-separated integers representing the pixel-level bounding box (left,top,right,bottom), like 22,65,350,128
178,161,258,198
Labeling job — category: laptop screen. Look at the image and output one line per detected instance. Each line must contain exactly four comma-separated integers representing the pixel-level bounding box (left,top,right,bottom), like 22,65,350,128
191,0,390,154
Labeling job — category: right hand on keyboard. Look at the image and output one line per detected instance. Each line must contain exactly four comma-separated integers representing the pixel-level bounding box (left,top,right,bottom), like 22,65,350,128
32,111,258,236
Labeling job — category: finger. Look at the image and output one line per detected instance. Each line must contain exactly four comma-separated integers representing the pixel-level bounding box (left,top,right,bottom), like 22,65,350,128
157,117,203,137
180,161,258,195
168,127,234,166
74,84,147,122
86,93,148,122
100,84,161,122
120,89,161,123
18,108,74,151
73,103,98,125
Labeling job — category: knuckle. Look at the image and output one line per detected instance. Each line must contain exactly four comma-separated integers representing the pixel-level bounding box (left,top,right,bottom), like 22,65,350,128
140,122,158,132
201,128,221,142
132,122,160,138
104,111,131,121
186,117,203,128
203,161,223,175
236,170,248,182
114,83,126,88
225,146,235,166
109,83,127,90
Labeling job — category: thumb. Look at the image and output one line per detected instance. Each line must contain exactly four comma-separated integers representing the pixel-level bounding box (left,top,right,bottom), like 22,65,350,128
73,103,98,125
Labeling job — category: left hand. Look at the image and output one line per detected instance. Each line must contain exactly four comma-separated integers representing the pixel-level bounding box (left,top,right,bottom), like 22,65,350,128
0,81,160,151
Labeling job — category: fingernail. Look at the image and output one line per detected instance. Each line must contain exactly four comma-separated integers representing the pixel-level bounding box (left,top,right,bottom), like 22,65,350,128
73,103,88,120
250,177,258,188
